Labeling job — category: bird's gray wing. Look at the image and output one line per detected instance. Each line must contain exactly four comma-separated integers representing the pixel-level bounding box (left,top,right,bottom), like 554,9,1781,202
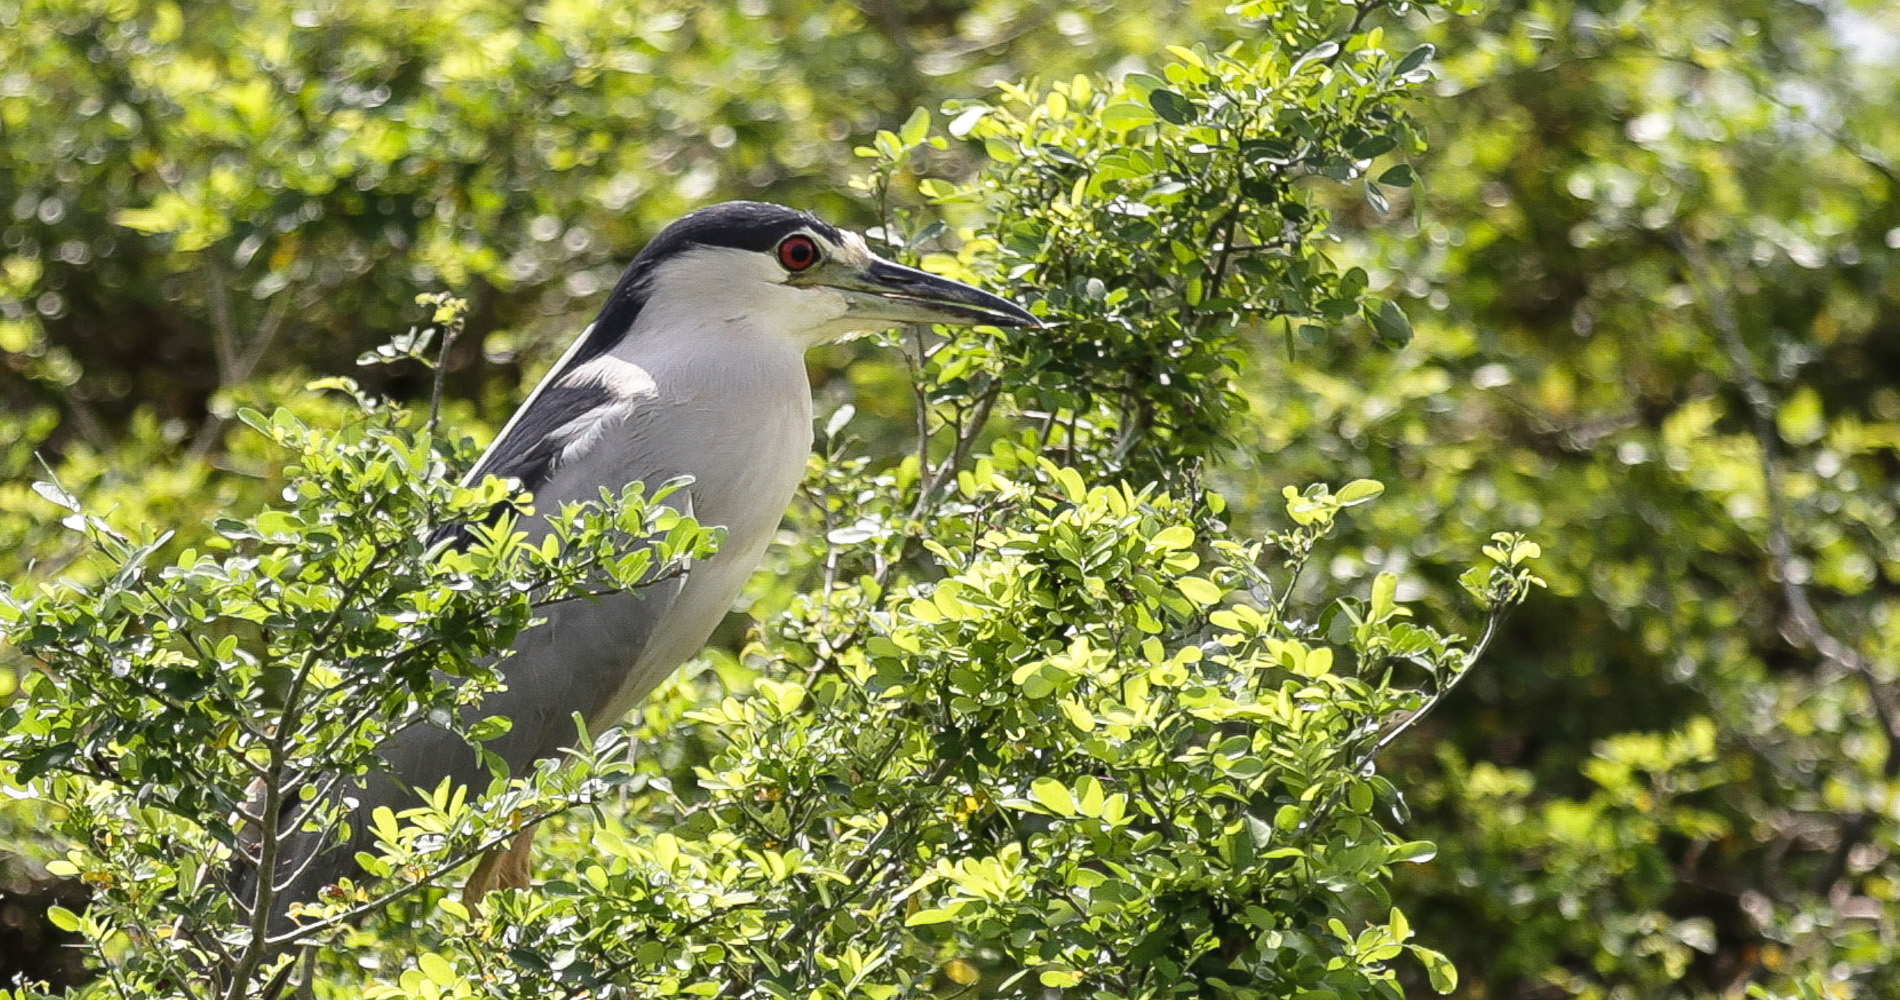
469,379,637,492
435,353,654,547
406,352,687,770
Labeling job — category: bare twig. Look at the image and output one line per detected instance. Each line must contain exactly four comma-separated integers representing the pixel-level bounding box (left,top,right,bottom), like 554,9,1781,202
187,276,302,464
912,374,1003,520
427,298,463,437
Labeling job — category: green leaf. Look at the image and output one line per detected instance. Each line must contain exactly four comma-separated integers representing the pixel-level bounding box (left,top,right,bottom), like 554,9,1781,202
905,905,960,927
1075,774,1106,817
17,744,75,782
467,715,513,742
1390,906,1412,942
1378,163,1415,187
46,905,80,932
1370,573,1398,622
1459,565,1495,607
1054,464,1089,502
418,953,457,987
1394,43,1436,76
1370,299,1414,347
1031,777,1076,816
1101,101,1160,130
1274,804,1302,831
1060,699,1095,733
1149,89,1198,125
1412,945,1459,993
1352,134,1398,160
1177,576,1224,605
898,106,931,148
1150,525,1195,550
757,678,808,714
1336,479,1385,506
653,833,679,868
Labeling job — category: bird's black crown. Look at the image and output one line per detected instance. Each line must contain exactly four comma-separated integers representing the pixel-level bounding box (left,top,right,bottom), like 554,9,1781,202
634,201,844,262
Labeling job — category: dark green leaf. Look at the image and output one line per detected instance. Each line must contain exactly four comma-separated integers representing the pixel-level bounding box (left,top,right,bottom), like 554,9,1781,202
1378,163,1415,187
1351,134,1398,160
1149,89,1199,125
1371,299,1414,347
1394,43,1436,77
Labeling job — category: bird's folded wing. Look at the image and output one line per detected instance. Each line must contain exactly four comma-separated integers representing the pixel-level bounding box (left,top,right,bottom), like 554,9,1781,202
469,373,646,492
435,354,657,548
418,353,689,747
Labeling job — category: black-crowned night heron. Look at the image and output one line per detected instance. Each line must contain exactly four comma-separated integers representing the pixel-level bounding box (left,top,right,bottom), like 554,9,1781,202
264,201,1036,917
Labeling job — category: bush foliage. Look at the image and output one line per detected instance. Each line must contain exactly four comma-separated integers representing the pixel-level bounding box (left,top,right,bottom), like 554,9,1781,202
3,0,1897,998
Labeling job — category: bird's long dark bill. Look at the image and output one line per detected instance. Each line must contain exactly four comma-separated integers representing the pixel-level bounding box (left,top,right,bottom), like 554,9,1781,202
833,257,1040,328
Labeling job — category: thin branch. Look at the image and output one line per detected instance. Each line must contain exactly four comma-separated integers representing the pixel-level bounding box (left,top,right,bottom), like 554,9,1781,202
187,278,302,464
1353,610,1503,775
207,264,239,377
713,745,977,997
907,324,934,495
1303,608,1507,836
912,374,1003,520
263,802,575,946
427,302,460,437
1324,1,1387,70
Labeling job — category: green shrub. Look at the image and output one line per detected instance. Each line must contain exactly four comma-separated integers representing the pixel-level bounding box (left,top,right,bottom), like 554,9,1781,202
0,2,1556,997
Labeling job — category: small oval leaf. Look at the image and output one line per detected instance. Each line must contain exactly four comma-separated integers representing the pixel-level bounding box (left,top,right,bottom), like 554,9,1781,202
1336,479,1385,506
1148,89,1198,125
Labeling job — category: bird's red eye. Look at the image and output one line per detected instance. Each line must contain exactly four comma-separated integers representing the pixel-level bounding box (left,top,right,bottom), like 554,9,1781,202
777,234,820,272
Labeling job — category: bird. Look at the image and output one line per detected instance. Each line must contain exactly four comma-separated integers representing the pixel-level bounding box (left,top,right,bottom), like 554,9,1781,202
259,200,1037,919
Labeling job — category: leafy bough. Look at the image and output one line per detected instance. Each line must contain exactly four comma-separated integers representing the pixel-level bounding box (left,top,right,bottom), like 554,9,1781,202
0,385,718,999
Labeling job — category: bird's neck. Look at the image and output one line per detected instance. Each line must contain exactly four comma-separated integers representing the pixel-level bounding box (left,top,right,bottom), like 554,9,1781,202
612,312,815,529
617,315,812,408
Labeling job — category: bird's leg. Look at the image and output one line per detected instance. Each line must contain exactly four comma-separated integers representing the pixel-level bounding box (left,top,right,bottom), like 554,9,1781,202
497,822,538,890
462,822,539,911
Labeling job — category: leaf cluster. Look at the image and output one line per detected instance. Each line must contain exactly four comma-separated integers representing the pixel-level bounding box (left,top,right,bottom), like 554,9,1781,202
908,6,1442,479
0,390,716,995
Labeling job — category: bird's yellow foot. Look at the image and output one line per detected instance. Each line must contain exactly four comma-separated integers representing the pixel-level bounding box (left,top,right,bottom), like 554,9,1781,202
462,823,538,912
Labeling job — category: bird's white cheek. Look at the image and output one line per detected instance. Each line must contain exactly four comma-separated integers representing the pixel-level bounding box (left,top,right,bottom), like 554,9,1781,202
778,286,862,345
802,286,851,325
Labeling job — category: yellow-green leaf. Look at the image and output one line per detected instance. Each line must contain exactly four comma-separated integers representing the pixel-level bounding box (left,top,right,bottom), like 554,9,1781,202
46,905,81,932
1150,524,1195,550
418,953,457,987
1336,479,1385,506
1031,777,1076,816
904,905,960,927
1177,576,1223,605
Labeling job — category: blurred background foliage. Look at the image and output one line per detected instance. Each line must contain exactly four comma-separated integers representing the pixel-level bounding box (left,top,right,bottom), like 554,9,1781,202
1,0,1896,997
